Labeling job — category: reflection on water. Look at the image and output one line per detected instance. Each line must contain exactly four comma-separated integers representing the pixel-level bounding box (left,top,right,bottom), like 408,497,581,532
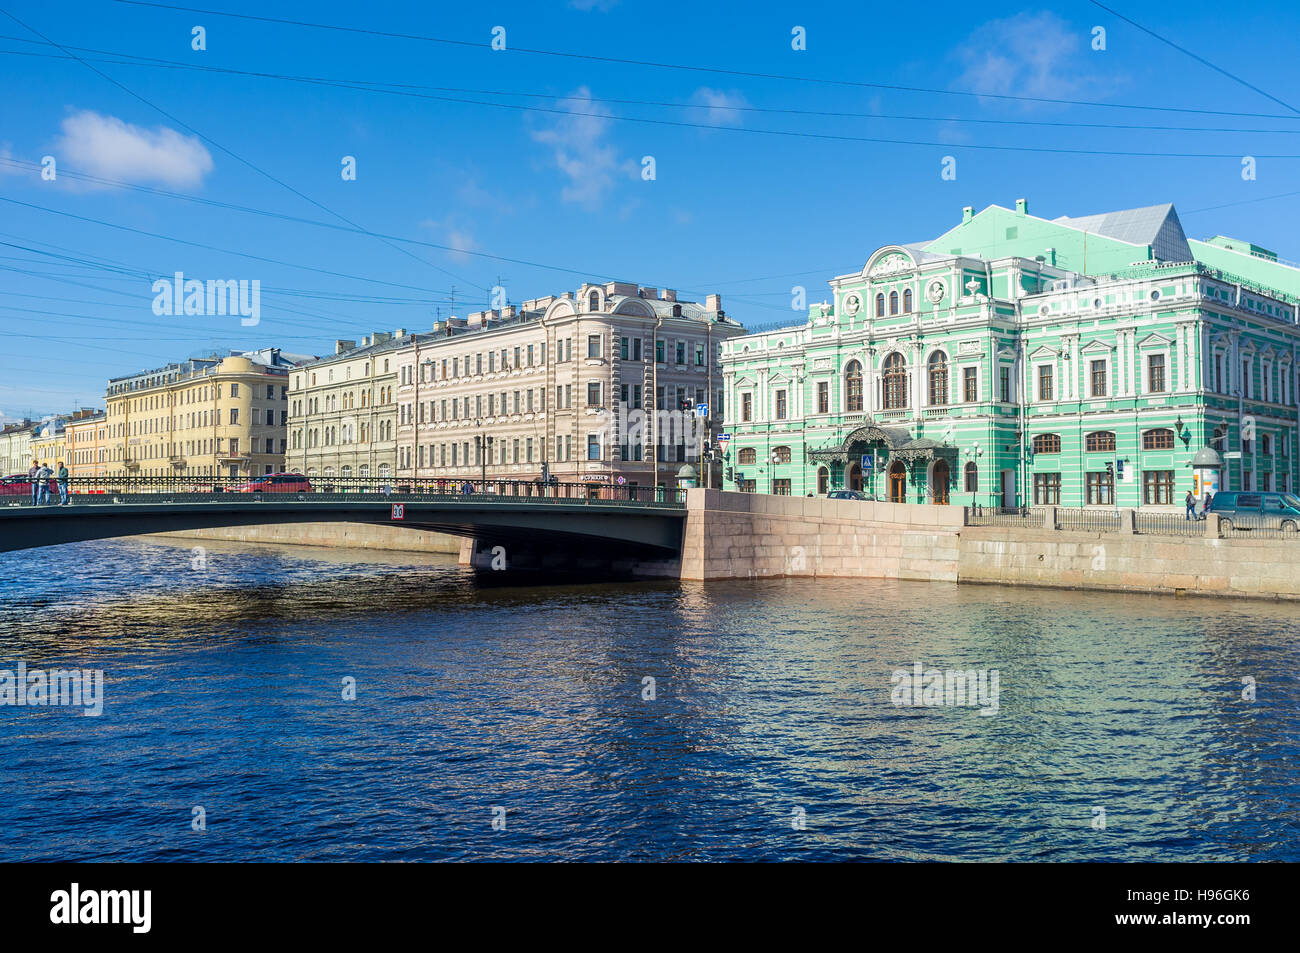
0,537,1297,861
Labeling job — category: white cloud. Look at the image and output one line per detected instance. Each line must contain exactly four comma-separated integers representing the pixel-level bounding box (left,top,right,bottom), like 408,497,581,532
954,11,1120,104
54,110,213,187
688,88,750,127
419,217,478,262
529,87,624,208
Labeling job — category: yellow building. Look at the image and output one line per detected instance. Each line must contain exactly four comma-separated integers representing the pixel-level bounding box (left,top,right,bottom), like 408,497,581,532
104,348,312,480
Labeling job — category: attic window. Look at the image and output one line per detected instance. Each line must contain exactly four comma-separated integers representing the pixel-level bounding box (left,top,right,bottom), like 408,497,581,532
1005,227,1018,240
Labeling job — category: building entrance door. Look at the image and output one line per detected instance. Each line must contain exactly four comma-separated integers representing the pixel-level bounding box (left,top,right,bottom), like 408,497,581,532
1001,469,1015,508
932,460,950,505
847,463,862,492
889,461,906,503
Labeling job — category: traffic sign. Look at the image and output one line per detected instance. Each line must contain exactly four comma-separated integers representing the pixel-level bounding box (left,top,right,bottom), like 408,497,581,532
391,503,405,521
736,472,745,484
695,402,709,418
718,432,732,443
616,476,626,485
861,453,874,471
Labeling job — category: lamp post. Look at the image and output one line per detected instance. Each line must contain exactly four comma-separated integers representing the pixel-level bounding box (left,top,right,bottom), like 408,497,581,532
474,418,492,491
963,442,983,510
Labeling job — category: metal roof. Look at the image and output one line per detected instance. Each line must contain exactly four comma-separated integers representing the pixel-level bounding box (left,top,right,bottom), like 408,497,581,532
1052,203,1193,262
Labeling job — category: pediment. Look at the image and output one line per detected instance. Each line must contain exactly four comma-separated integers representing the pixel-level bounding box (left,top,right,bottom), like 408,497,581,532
1137,332,1173,348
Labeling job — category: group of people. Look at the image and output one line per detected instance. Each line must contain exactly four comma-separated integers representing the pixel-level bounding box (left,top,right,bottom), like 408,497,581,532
27,458,70,506
1185,489,1214,520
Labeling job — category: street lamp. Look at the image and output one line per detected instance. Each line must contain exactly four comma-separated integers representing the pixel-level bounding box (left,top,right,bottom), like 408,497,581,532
963,442,983,510
474,417,493,491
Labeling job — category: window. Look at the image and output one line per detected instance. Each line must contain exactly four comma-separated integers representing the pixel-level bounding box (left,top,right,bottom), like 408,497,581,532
587,433,600,460
741,393,753,422
1215,353,1224,393
903,288,913,313
1034,472,1061,504
817,381,829,414
882,353,907,409
1143,470,1175,504
738,447,756,465
817,467,829,494
1085,431,1116,453
1148,353,1166,393
845,361,864,412
1033,433,1061,454
695,343,705,367
588,291,600,311
655,339,665,363
229,408,239,425
1242,359,1251,398
1261,434,1272,456
875,293,885,317
1086,471,1115,505
1090,359,1107,397
999,366,1011,403
774,390,787,420
587,335,601,359
587,382,601,406
927,352,948,406
1037,365,1053,401
1142,428,1175,450
886,291,897,315
964,462,978,492
772,446,792,464
963,367,978,403
676,342,686,365
773,479,792,496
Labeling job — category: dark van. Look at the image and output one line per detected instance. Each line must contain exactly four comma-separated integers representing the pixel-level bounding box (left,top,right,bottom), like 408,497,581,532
1207,491,1300,532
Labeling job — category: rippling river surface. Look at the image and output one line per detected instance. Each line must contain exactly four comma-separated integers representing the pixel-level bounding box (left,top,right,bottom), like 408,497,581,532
0,537,1297,861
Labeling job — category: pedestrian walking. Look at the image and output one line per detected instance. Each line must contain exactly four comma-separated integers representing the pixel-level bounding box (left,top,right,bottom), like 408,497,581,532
56,460,70,505
36,463,53,505
1185,489,1196,520
27,458,39,506
1202,489,1213,521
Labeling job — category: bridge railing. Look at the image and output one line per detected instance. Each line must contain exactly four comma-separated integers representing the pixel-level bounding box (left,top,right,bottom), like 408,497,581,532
2,475,685,507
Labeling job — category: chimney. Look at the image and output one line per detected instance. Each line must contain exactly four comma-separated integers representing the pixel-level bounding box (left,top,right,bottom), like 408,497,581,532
662,289,677,302
1015,197,1029,215
962,206,974,224
393,328,407,338
705,294,722,312
371,331,392,345
640,287,658,299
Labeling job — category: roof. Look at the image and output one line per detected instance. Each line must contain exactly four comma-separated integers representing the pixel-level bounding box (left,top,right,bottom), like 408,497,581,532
1052,203,1193,262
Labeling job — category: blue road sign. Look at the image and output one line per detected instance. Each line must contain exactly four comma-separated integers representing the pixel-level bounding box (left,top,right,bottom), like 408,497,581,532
696,402,709,418
861,453,874,471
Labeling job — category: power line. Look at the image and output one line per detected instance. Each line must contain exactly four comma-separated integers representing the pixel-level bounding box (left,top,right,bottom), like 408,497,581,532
0,4,488,294
7,38,1300,134
109,0,1300,121
1088,0,1300,116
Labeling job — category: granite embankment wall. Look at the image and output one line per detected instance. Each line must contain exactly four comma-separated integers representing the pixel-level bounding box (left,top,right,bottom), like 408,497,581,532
154,522,463,553
959,519,1300,600
679,489,965,582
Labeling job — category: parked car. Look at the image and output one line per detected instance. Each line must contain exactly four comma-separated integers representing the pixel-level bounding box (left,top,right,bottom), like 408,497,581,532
827,490,875,501
0,473,33,498
1207,491,1300,532
229,473,313,493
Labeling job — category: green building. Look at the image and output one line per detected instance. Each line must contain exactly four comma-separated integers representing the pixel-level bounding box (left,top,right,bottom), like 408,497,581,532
721,199,1300,508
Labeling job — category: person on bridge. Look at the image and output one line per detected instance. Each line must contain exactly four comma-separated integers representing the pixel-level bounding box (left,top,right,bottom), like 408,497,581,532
36,463,53,505
27,459,39,506
461,481,474,495
1185,490,1196,521
56,461,70,506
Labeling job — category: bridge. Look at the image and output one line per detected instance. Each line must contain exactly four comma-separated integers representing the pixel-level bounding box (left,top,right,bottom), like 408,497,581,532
0,478,687,572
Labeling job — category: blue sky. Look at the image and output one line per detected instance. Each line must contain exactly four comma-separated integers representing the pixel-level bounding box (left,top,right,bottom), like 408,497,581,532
3,0,1300,418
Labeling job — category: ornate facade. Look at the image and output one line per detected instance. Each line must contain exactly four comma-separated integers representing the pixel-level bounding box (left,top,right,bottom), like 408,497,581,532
723,200,1300,508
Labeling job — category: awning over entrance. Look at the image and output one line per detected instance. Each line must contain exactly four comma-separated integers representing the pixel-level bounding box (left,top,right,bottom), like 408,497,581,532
808,421,959,465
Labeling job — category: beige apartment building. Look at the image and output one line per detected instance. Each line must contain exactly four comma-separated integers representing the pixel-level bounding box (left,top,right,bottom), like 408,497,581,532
104,348,308,480
0,421,34,475
64,410,108,476
286,331,403,479
289,282,745,490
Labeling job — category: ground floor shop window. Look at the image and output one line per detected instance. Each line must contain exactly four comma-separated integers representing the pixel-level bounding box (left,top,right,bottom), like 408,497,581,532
773,479,791,496
1086,471,1114,505
1034,472,1061,505
1142,469,1174,504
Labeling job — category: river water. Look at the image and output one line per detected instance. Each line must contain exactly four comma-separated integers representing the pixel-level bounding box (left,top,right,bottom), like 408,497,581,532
0,537,1296,861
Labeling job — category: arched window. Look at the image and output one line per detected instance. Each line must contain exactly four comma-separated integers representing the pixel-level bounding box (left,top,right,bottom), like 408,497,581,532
964,461,978,492
1143,428,1175,450
738,447,756,466
772,446,792,464
875,293,885,317
817,467,829,495
1261,433,1272,456
903,288,913,313
883,352,908,409
845,360,864,412
889,291,899,315
1085,431,1116,453
1033,433,1061,454
927,351,948,406
588,291,600,312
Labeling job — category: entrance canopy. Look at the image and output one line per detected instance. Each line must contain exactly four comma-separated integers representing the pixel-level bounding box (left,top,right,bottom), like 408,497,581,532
809,422,959,465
